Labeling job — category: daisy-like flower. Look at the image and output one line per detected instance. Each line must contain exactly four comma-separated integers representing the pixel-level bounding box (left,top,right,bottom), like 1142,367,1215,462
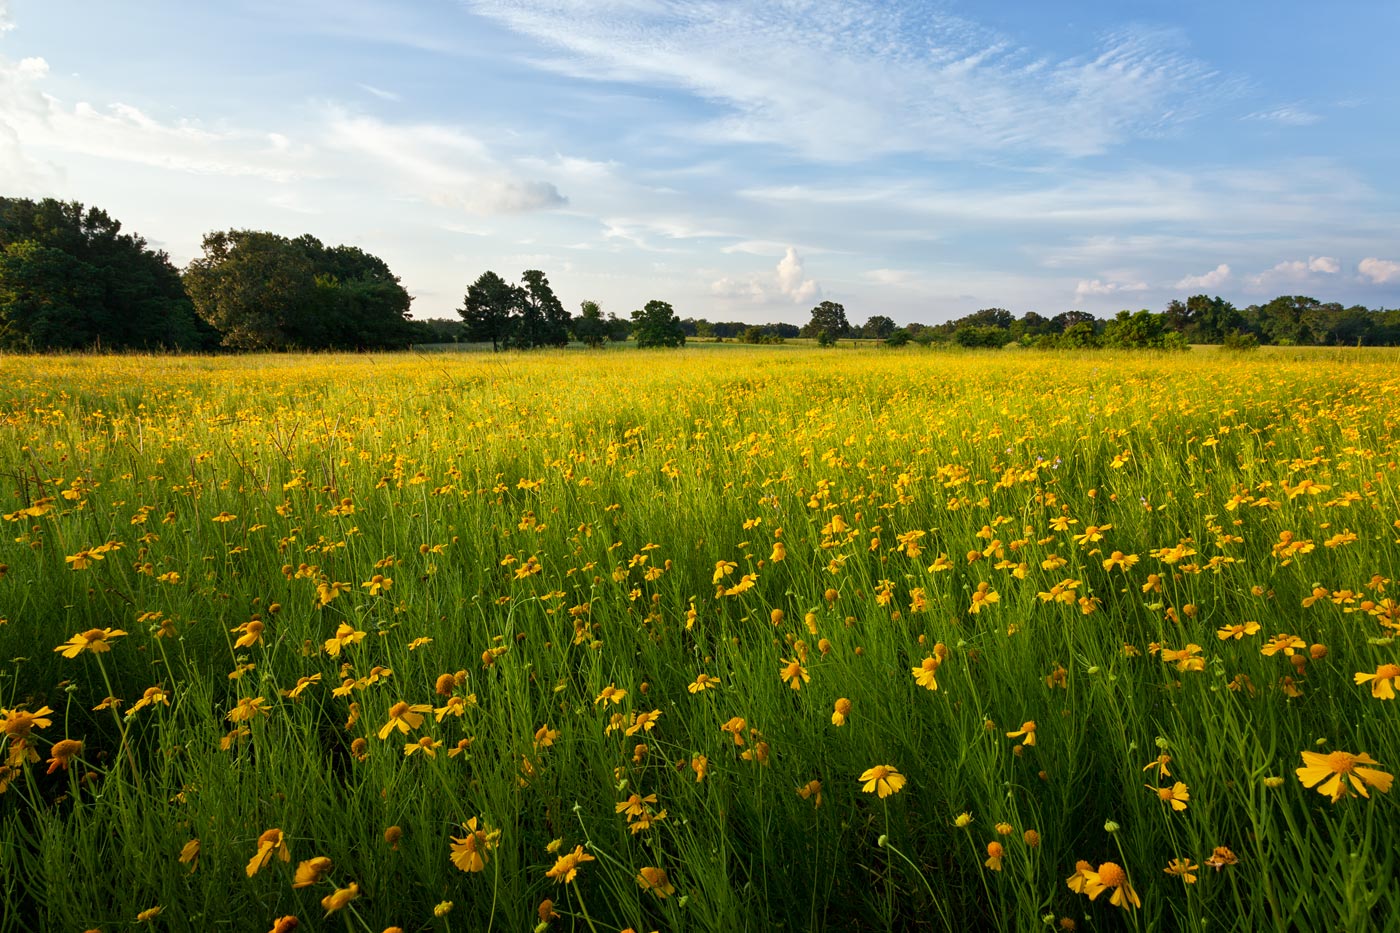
45,738,82,774
688,673,720,694
246,828,290,877
968,582,1000,614
984,842,1004,871
1142,753,1172,779
831,697,852,726
53,628,127,658
1261,634,1306,657
1296,750,1394,801
595,684,627,705
292,857,332,889
636,866,675,898
796,779,822,807
778,658,809,690
322,622,365,657
378,701,431,740
1070,861,1140,909
1164,858,1198,883
321,883,359,915
404,736,443,758
231,619,265,649
545,845,595,884
859,765,906,798
625,709,662,736
912,655,942,691
1005,721,1037,747
1217,621,1261,640
226,697,268,723
1148,781,1190,811
0,706,54,739
449,817,500,873
1354,664,1400,700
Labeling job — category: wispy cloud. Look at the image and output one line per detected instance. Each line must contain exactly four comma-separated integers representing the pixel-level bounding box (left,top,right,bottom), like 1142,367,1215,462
1074,278,1148,300
1175,263,1230,290
465,1,1228,161
356,83,401,102
1244,104,1321,126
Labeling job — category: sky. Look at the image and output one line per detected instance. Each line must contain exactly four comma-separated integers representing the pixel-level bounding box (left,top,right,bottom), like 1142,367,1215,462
3,0,1399,325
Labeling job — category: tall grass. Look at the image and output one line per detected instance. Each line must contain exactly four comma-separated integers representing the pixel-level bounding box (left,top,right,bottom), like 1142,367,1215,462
1,346,1397,932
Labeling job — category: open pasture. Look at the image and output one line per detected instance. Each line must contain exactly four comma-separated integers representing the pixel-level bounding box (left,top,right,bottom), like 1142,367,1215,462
1,346,1398,932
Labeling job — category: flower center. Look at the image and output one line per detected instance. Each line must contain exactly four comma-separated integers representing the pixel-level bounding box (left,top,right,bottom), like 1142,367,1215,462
1097,862,1127,887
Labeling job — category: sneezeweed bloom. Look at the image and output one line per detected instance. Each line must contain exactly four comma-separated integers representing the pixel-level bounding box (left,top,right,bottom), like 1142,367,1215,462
954,812,973,828
246,828,290,877
1068,861,1140,909
1142,753,1172,779
994,822,1014,836
136,907,163,923
231,619,265,649
2,706,55,740
625,709,662,736
688,673,719,694
831,697,852,726
595,683,627,705
404,736,443,758
321,883,359,915
1261,634,1306,657
1023,829,1041,847
1217,621,1261,640
1006,721,1037,746
636,866,675,898
178,838,200,873
361,574,392,595
1295,750,1394,801
378,701,431,740
779,658,810,690
968,582,1000,613
45,738,82,774
54,628,127,658
1148,782,1190,811
1164,858,1198,883
721,717,747,745
292,857,333,889
323,622,365,657
859,765,906,798
433,901,453,917
796,779,822,807
227,697,268,723
269,916,299,933
449,817,501,873
1354,664,1400,699
984,842,1004,871
912,655,942,691
545,845,595,884
1204,846,1238,870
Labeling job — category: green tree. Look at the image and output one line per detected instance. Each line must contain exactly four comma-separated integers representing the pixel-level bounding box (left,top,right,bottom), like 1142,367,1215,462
631,300,685,348
0,197,207,350
572,300,609,348
803,300,850,343
184,230,413,350
508,269,570,349
459,271,520,350
863,314,896,339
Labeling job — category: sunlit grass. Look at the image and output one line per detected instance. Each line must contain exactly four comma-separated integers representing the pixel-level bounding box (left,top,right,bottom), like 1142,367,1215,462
1,345,1398,932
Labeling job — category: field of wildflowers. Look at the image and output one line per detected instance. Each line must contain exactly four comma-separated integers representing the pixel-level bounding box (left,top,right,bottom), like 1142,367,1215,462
1,345,1397,932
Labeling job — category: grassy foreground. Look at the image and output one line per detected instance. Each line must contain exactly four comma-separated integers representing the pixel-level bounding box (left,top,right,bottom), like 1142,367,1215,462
1,345,1398,932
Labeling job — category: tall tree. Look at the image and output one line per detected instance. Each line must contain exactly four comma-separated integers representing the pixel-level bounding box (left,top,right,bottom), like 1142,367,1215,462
459,271,520,350
508,269,569,349
0,197,207,350
631,299,685,348
184,230,413,350
572,300,609,348
804,300,850,343
862,314,896,339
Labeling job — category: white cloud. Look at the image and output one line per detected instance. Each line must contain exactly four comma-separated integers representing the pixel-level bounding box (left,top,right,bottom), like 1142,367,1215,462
1359,257,1400,285
1174,263,1230,290
357,83,401,102
1246,256,1340,290
710,276,767,302
1074,278,1147,299
1244,105,1320,126
0,0,12,33
775,247,820,302
322,109,566,213
467,1,1226,161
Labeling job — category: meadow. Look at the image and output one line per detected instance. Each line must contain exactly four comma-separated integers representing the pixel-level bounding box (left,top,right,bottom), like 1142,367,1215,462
0,344,1397,933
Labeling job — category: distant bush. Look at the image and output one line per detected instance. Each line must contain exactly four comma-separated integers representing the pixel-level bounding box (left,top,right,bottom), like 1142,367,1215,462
1222,330,1260,352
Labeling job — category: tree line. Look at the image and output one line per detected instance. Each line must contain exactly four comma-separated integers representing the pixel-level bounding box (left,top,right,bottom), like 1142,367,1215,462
3,196,1398,352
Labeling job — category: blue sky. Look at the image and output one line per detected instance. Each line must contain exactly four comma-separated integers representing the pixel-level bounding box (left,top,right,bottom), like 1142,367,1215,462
3,0,1398,324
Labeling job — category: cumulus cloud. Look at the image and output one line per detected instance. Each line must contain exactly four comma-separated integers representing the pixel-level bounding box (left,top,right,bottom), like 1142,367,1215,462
775,247,820,302
1074,278,1148,299
1247,256,1339,289
1359,257,1400,285
1174,263,1230,290
0,0,12,33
